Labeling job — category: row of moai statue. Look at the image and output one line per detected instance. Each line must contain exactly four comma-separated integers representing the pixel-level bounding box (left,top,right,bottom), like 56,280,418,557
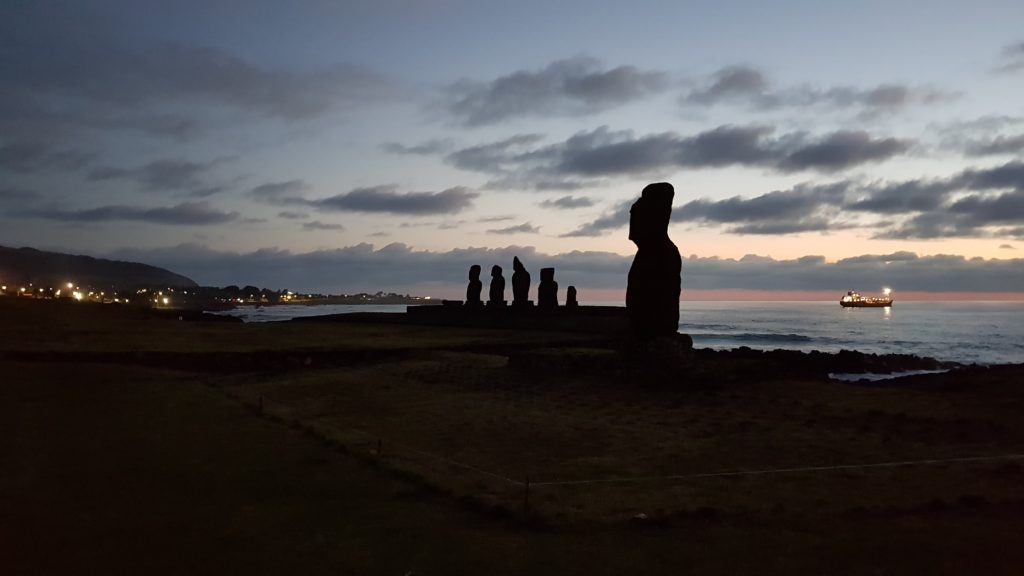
465,257,577,309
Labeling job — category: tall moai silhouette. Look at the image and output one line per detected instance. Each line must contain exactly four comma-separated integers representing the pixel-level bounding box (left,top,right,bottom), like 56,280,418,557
488,265,506,306
465,265,483,307
511,256,532,307
626,182,681,339
537,267,558,309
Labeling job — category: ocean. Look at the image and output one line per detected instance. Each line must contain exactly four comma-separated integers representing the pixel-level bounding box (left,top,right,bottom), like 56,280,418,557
213,301,1024,366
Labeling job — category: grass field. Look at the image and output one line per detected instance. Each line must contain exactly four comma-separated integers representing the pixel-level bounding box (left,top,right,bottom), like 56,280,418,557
3,297,1024,574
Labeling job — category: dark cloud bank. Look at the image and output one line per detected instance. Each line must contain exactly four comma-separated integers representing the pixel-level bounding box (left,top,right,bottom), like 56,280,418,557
108,244,1023,296
682,65,952,117
248,182,479,215
434,125,912,191
565,161,1024,239
443,56,668,126
24,202,239,226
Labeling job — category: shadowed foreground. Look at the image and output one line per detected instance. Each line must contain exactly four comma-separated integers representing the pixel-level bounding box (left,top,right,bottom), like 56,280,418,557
2,298,1023,574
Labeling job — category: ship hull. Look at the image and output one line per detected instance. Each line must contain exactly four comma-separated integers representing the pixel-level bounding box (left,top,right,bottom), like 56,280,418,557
839,299,893,308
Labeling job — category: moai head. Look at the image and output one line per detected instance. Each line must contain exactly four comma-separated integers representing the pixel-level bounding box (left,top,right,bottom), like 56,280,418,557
469,264,481,281
540,268,555,282
513,256,525,274
628,182,674,248
491,265,503,278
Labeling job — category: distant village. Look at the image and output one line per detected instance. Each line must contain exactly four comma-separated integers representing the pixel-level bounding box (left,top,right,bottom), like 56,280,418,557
0,282,433,310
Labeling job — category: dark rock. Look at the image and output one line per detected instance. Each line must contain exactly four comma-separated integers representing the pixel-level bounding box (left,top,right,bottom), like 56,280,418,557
626,182,681,340
566,285,578,308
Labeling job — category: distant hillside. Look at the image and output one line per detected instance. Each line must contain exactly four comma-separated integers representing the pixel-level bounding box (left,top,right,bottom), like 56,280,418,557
0,246,197,289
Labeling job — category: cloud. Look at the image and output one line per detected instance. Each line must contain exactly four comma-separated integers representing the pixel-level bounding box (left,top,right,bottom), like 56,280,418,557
248,180,310,205
187,186,226,198
0,6,395,150
443,56,668,125
846,161,1024,239
880,190,1024,240
487,222,540,235
1001,244,1016,249
964,134,1024,156
277,211,310,220
0,141,94,174
22,201,239,225
312,185,478,215
246,181,478,215
996,41,1024,73
302,220,345,231
933,115,1024,155
446,133,545,173
382,139,455,155
682,65,953,117
778,131,912,172
676,182,850,234
539,195,594,209
845,178,956,212
685,66,768,104
558,160,1024,240
106,243,1024,296
89,158,225,192
0,187,41,206
562,199,634,237
956,161,1024,191
444,125,912,190
2,38,393,124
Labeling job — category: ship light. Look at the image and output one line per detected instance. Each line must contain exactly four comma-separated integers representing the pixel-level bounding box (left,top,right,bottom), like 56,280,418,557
883,287,892,296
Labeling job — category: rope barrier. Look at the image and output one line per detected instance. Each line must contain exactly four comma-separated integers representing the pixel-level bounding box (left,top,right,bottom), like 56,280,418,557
528,453,1024,486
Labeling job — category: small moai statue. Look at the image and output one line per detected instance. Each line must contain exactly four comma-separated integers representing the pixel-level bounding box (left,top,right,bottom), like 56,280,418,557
511,256,532,308
488,265,506,306
465,265,483,307
537,267,558,309
566,285,578,308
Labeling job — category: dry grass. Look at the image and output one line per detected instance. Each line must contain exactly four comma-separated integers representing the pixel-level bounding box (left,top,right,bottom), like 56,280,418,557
223,350,1024,522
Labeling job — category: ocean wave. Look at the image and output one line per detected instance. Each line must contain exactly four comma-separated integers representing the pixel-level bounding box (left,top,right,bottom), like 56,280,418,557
690,332,820,344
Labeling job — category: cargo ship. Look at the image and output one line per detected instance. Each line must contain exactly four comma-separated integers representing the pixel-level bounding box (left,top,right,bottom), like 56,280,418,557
840,288,893,308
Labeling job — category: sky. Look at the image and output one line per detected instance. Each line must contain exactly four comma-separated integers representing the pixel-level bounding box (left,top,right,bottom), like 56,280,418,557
2,0,1023,299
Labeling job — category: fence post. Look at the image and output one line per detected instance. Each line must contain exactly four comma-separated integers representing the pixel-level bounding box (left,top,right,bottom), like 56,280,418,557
523,475,530,514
